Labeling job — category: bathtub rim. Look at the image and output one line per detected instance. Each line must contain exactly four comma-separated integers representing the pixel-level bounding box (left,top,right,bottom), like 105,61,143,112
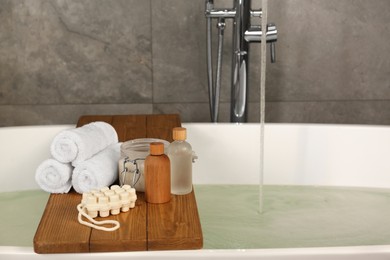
1,244,390,259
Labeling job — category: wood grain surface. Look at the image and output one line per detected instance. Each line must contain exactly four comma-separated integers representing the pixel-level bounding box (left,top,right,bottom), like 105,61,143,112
33,114,203,253
33,193,90,253
148,189,203,250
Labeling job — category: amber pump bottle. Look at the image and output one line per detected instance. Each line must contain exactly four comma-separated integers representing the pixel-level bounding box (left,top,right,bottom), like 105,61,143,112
144,142,171,204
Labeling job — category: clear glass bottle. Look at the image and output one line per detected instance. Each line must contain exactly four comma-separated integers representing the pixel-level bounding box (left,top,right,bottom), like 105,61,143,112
168,127,193,195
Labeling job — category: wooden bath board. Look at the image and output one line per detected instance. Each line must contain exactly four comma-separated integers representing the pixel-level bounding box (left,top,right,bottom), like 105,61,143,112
33,114,203,253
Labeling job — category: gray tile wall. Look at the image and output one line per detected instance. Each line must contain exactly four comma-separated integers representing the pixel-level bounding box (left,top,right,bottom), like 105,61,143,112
0,0,389,126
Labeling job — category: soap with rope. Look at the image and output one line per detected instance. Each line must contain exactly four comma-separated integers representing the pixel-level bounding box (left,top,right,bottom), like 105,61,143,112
77,185,138,232
80,185,137,218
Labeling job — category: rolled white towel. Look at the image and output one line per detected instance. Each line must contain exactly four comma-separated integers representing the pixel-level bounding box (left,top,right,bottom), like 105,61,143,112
72,143,121,194
50,121,118,166
35,159,73,193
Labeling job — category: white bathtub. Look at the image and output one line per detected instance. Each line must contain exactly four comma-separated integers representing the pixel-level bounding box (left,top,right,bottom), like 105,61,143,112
1,123,390,260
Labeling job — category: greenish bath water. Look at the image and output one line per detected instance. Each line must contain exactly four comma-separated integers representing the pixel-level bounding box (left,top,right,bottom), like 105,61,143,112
195,185,390,249
1,185,390,248
0,190,49,247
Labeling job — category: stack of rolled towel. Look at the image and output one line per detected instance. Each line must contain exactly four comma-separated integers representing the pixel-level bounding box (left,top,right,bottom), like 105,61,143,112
35,121,121,194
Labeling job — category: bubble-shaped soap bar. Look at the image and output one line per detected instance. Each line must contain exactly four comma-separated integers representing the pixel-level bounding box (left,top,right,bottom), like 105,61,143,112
80,184,137,218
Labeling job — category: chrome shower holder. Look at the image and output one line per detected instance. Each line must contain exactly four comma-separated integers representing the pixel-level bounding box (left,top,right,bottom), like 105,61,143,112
205,0,277,123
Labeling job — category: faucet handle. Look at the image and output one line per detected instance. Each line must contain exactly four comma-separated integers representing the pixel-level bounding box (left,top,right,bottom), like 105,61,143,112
266,23,277,63
244,23,277,63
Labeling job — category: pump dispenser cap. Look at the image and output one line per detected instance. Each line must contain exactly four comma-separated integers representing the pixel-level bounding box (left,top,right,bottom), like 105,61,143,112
173,127,186,141
150,142,164,155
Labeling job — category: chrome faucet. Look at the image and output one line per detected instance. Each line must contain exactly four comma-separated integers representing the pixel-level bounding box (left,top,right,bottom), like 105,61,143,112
205,0,277,123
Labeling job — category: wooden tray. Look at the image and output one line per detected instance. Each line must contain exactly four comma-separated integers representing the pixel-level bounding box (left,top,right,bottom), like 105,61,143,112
33,114,203,253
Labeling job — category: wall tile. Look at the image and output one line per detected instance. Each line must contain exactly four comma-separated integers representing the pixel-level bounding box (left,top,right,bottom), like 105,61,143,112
153,102,231,123
154,101,264,123
187,100,390,125
152,0,208,103
154,103,216,123
0,0,389,126
0,0,152,105
267,0,390,101
266,100,390,125
0,104,152,126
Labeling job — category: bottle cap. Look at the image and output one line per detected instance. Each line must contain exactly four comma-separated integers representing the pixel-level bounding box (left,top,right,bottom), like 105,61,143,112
173,127,186,141
150,142,164,155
